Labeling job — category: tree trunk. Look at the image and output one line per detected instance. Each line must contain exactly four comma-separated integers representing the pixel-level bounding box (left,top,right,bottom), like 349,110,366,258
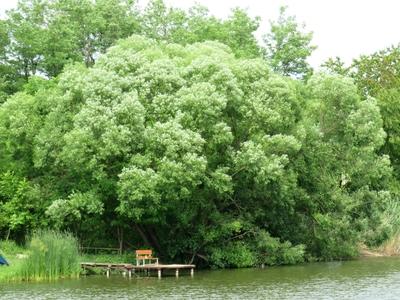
5,228,11,241
145,226,163,257
134,224,151,246
117,226,124,254
133,224,164,258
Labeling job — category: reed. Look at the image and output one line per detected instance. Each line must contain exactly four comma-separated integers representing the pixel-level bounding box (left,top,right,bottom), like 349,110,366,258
15,230,80,281
378,232,400,256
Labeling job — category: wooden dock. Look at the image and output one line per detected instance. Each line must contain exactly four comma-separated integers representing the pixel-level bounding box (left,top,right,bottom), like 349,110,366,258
81,262,195,278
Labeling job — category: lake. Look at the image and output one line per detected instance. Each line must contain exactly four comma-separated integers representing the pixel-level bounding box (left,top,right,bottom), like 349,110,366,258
1,257,400,299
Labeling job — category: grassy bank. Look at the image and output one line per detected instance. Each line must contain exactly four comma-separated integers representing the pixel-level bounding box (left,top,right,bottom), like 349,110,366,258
0,231,80,281
80,253,136,264
0,240,27,282
0,231,138,281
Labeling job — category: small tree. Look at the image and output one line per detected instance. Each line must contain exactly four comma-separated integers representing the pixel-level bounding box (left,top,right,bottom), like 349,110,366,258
264,6,316,78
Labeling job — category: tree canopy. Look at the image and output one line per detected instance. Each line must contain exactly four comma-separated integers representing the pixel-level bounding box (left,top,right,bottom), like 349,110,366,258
0,33,395,266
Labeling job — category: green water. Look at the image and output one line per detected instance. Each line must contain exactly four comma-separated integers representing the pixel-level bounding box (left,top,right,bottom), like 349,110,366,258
1,257,400,299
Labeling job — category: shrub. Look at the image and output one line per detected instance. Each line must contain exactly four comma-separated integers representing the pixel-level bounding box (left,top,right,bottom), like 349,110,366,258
209,242,256,268
311,214,359,260
0,240,23,255
256,230,305,265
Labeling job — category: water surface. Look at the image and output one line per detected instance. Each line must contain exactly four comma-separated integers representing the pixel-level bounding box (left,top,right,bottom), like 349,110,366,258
1,257,400,299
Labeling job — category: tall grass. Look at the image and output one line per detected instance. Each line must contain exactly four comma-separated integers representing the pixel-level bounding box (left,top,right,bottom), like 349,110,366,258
378,232,400,256
15,230,80,281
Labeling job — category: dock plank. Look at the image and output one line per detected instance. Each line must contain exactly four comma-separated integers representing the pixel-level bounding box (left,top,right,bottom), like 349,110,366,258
80,262,195,278
81,263,195,269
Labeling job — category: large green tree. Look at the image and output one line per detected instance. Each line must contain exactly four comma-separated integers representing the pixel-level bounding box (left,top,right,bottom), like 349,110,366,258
351,46,400,179
0,35,388,265
34,36,306,264
298,74,392,257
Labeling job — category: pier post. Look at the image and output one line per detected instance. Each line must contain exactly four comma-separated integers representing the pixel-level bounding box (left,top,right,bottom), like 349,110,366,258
175,269,179,278
190,268,194,277
128,269,132,278
158,269,161,279
107,267,110,278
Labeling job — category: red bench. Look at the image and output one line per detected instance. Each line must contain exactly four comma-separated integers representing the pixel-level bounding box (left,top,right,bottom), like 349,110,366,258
135,249,158,266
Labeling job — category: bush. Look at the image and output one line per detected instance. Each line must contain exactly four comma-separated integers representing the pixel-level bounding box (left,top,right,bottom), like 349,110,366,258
0,240,23,255
208,230,306,268
311,214,359,260
209,242,256,268
256,230,305,265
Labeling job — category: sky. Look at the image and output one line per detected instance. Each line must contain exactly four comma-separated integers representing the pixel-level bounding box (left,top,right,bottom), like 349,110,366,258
1,0,399,67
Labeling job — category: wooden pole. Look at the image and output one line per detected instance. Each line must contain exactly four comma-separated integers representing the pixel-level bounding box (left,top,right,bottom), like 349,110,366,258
107,267,110,278
175,269,179,278
158,269,161,279
190,268,194,277
128,269,132,278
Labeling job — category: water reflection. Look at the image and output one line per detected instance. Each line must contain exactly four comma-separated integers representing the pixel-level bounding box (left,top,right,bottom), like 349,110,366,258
1,257,400,299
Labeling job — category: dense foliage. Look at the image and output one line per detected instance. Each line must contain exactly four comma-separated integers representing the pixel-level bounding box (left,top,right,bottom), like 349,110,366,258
323,46,400,211
0,0,399,268
0,0,260,102
351,47,400,182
